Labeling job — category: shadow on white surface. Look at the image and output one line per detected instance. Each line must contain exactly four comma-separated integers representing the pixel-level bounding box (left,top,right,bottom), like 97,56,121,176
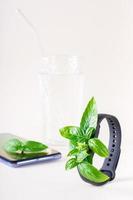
115,176,133,183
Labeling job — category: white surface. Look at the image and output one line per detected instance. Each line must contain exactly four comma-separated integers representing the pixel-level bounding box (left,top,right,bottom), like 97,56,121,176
0,0,133,199
0,146,133,200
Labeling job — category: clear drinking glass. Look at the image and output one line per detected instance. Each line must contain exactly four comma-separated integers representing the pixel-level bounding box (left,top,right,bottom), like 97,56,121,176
39,55,84,146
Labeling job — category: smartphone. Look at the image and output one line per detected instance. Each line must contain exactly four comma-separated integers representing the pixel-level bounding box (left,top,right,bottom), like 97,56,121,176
0,133,61,167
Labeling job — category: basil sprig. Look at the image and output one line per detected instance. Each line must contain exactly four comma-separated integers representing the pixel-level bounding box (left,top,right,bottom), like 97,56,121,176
59,97,110,183
4,138,48,154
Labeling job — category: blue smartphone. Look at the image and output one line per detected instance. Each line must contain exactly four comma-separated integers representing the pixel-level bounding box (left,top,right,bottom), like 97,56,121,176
0,133,61,167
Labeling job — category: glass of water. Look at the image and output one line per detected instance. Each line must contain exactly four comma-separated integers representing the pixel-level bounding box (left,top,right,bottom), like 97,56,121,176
39,55,84,146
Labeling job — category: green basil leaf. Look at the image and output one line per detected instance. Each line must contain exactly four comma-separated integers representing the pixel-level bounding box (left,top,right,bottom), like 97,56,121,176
4,139,23,153
77,150,89,163
77,142,88,151
86,155,93,164
88,138,109,157
77,136,87,143
80,97,98,132
59,126,82,141
69,140,77,149
67,148,79,157
65,158,78,170
78,161,109,183
85,127,95,139
24,141,48,153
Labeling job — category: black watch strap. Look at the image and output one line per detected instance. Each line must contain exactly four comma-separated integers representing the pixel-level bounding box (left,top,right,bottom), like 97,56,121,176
95,114,121,182
78,113,122,185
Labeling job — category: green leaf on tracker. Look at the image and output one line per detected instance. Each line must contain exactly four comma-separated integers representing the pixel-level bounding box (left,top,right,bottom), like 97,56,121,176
67,148,79,157
80,97,98,132
77,150,89,163
65,158,78,170
59,126,82,141
85,127,96,139
88,138,109,157
78,161,110,183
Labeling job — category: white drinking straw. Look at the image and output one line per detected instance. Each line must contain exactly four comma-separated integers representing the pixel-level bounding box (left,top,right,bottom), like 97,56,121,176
16,9,45,57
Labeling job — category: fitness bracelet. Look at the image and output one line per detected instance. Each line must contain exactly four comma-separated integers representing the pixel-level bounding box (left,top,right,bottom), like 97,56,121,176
78,114,122,186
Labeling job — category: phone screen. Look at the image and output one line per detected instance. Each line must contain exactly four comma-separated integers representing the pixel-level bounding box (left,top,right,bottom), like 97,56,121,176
0,133,60,162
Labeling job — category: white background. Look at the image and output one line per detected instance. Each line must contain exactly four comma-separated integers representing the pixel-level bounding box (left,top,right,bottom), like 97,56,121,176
0,0,133,200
